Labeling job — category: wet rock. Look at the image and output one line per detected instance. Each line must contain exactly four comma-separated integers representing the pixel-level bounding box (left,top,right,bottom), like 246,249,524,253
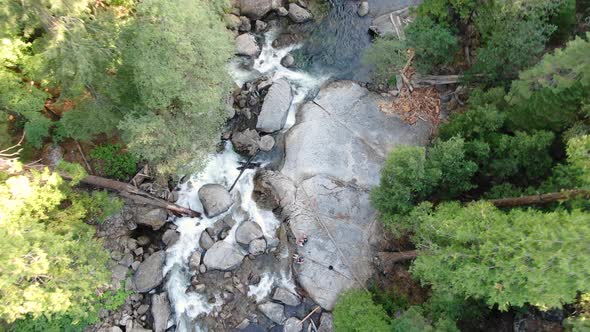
200,231,215,250
255,20,268,32
259,135,275,152
162,229,180,247
151,292,171,332
284,317,303,332
235,221,264,245
318,313,333,332
189,251,202,271
232,129,261,156
257,302,286,324
203,241,245,271
133,250,165,293
240,0,272,20
136,208,167,230
281,54,295,67
276,6,289,16
357,1,369,17
248,238,267,255
288,3,312,23
239,16,252,32
199,264,207,273
272,287,301,306
235,33,260,57
198,184,234,218
256,79,293,133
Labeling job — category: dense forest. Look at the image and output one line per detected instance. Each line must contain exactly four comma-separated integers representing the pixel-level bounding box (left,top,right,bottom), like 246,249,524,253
335,0,590,331
1,0,590,331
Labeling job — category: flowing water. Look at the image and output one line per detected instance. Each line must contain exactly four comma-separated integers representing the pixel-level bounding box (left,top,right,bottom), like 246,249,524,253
164,1,373,330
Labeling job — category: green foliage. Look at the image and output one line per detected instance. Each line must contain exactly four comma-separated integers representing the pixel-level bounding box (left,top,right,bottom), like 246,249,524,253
362,36,407,83
549,0,576,42
417,0,477,23
0,168,111,323
90,143,137,180
427,137,478,197
405,16,459,74
333,289,391,332
59,101,121,142
369,283,410,316
438,105,505,141
507,33,590,132
410,202,590,310
78,190,124,223
56,160,87,185
465,17,551,86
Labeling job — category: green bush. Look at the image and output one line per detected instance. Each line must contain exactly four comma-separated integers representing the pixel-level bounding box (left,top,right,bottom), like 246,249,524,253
427,137,478,197
362,36,407,83
90,143,137,180
333,289,391,332
405,16,459,74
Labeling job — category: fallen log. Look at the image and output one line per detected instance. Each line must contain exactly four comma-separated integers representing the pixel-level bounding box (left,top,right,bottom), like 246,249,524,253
412,75,461,86
378,250,419,264
489,189,590,208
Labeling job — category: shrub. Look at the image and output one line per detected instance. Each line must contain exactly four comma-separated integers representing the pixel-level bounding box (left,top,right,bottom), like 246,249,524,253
333,289,391,332
405,16,459,74
90,143,137,180
362,36,407,83
426,137,478,197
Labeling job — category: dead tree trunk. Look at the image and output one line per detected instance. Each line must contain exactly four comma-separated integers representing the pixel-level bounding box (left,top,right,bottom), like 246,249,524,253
378,250,420,264
489,189,590,208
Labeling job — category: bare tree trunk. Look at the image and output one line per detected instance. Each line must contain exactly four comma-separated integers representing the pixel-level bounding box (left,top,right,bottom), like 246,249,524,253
377,250,420,264
489,189,590,208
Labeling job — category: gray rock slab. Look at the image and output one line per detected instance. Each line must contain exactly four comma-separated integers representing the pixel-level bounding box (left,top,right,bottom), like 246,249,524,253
257,302,286,324
198,184,234,218
203,241,245,271
133,250,165,293
256,79,293,133
151,292,171,332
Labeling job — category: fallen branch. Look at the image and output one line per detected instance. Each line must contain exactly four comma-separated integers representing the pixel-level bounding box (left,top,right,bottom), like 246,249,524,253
489,189,590,208
76,141,93,174
299,306,321,326
378,250,420,264
412,75,461,86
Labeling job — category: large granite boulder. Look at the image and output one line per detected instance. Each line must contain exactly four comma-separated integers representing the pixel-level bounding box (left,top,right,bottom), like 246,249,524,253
235,33,260,57
133,251,166,293
288,3,312,23
257,81,431,310
239,0,273,20
151,292,171,332
136,208,167,230
202,241,245,271
198,184,234,218
256,79,293,133
235,221,264,245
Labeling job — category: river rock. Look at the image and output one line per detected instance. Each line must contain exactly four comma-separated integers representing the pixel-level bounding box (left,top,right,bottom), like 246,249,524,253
257,302,286,324
189,251,202,271
133,250,165,293
235,33,260,57
259,135,275,151
284,317,303,332
358,1,369,16
239,16,252,32
203,241,245,271
288,3,312,23
235,221,264,245
225,14,241,30
281,54,295,67
162,229,180,247
232,129,261,156
318,313,333,332
240,0,272,19
200,231,215,250
151,292,171,332
256,79,293,133
198,184,234,218
276,6,289,16
255,20,268,32
272,287,301,306
136,208,167,230
258,81,431,310
248,238,267,255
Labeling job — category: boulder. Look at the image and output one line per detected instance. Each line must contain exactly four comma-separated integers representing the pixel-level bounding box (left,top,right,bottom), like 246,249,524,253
240,0,272,20
284,317,303,332
136,208,167,230
232,129,261,156
258,81,432,310
248,238,267,255
203,241,245,271
151,293,171,332
133,251,165,293
288,3,312,23
239,16,252,32
272,287,301,306
318,313,333,332
200,231,215,250
235,33,260,57
281,54,295,67
255,20,268,32
257,302,286,324
358,1,369,16
198,184,234,218
189,251,202,271
162,229,180,247
225,14,242,30
259,135,275,152
276,6,289,16
235,221,264,245
256,79,293,133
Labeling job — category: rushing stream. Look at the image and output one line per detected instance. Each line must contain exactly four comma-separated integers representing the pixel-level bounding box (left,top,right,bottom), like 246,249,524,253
163,1,374,330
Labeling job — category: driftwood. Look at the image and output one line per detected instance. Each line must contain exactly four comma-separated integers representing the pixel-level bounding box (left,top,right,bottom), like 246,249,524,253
489,189,590,208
